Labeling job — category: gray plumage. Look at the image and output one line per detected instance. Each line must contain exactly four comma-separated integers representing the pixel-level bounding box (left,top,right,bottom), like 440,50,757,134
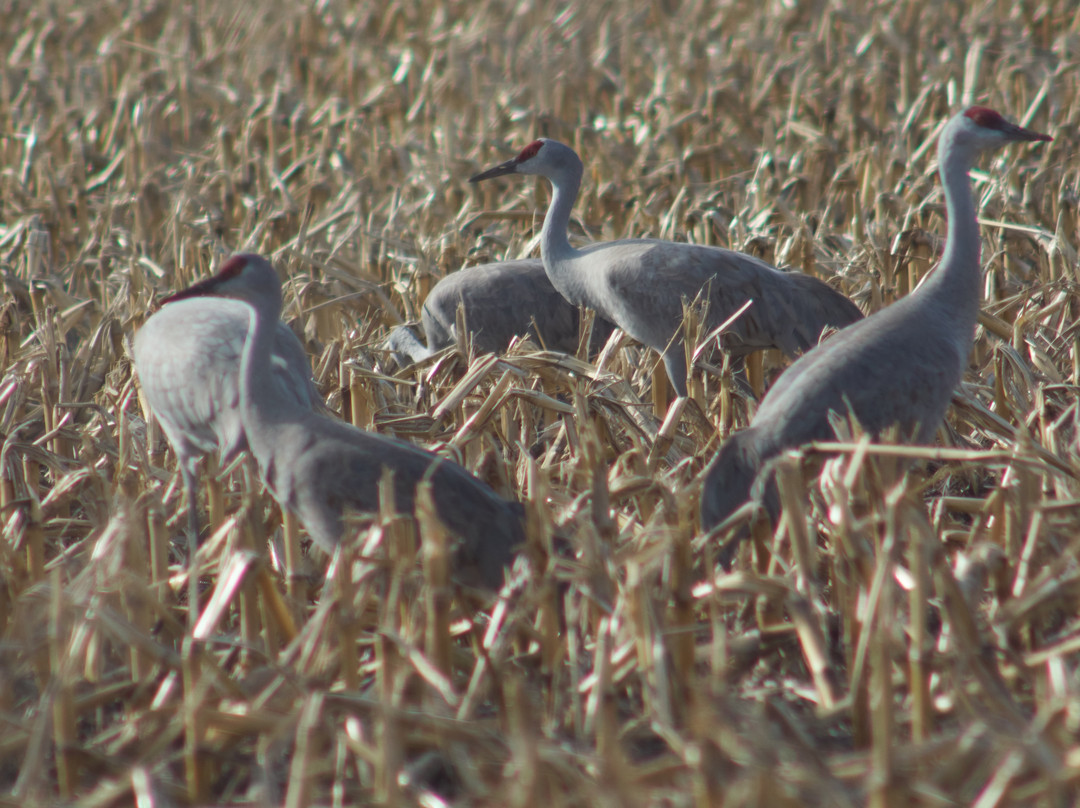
165,254,523,589
469,139,863,397
385,258,617,363
700,107,1052,565
135,299,319,471
134,295,320,542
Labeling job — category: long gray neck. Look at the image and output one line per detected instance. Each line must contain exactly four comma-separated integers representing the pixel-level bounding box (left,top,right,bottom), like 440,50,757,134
917,128,982,327
539,158,589,306
238,291,294,462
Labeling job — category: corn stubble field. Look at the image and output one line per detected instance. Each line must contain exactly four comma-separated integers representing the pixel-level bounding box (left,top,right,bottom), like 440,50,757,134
1,0,1078,804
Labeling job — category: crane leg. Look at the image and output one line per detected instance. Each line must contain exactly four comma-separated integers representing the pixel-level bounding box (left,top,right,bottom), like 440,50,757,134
661,350,689,399
724,357,759,402
180,465,201,634
746,352,764,399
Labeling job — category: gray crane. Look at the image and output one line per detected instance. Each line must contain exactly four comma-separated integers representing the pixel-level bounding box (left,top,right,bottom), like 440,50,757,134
700,107,1051,566
385,258,617,363
469,140,863,397
161,254,524,589
134,294,320,543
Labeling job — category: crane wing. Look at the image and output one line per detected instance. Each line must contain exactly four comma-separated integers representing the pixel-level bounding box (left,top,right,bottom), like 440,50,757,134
755,297,964,452
134,298,318,469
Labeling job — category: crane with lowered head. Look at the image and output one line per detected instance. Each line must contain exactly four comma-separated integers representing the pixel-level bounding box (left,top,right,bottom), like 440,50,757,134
385,257,617,363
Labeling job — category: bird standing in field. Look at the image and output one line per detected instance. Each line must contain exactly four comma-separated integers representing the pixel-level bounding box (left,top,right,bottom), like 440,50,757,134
162,254,524,590
700,107,1052,564
469,139,862,397
135,286,321,626
135,295,320,539
385,258,616,363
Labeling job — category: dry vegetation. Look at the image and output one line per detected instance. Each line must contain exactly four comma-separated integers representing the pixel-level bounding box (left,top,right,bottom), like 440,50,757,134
0,0,1078,804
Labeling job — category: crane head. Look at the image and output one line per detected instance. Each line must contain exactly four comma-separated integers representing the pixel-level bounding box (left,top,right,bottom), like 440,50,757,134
956,106,1052,148
469,139,554,182
161,254,280,306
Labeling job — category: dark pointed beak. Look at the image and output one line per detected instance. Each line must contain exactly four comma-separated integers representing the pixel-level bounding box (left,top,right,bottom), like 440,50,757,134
160,255,250,304
160,274,225,304
469,158,519,183
1009,123,1052,143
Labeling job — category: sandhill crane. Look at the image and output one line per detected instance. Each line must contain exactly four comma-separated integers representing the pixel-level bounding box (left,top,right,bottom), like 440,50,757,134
385,258,617,363
134,296,320,540
134,293,320,628
469,140,863,397
700,107,1051,565
162,254,524,589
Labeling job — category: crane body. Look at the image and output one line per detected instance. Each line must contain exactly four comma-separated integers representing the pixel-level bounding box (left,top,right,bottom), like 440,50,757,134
700,107,1052,563
469,139,862,396
386,258,617,363
134,296,319,540
163,255,523,589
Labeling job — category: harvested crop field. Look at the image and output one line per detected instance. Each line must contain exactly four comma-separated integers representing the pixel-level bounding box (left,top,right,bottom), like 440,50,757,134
1,0,1078,804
